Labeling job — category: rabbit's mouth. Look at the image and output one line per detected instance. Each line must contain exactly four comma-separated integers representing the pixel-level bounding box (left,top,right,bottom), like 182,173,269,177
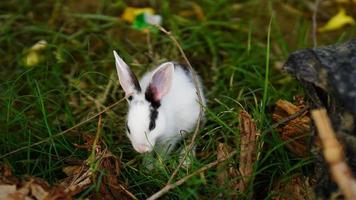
133,143,153,153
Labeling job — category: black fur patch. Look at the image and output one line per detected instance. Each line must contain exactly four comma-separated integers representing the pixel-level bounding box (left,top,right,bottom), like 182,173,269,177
149,108,158,131
145,86,161,131
173,62,192,78
145,86,161,109
128,70,141,92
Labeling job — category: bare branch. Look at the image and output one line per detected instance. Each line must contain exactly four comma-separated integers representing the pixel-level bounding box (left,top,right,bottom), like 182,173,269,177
311,108,356,200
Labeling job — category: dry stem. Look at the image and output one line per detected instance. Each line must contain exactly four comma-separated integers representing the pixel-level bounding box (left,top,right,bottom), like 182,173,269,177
311,108,356,200
98,72,115,105
312,0,321,48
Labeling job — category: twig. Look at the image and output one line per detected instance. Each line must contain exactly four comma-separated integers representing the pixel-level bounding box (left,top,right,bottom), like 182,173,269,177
89,115,103,165
99,72,115,105
0,98,125,159
311,108,356,200
146,31,154,58
147,150,237,200
155,25,205,184
312,0,321,48
115,184,140,200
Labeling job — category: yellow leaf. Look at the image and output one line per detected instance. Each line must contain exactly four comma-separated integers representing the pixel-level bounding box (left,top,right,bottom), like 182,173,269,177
25,51,41,67
336,0,356,3
24,40,47,68
121,7,155,23
318,8,355,32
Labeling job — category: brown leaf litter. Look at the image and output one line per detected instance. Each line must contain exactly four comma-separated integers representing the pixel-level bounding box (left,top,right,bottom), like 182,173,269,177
61,133,137,200
272,98,311,157
0,165,70,200
216,110,261,196
216,142,239,190
0,133,136,200
271,175,315,200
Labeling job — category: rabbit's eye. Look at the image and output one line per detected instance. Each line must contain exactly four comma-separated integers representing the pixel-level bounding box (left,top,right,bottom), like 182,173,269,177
128,96,133,101
126,122,131,134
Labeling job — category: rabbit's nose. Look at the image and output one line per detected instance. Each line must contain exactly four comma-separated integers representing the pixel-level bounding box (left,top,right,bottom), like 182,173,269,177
135,145,150,153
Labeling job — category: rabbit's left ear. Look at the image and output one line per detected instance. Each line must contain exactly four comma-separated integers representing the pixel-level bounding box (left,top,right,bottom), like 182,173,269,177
147,62,174,102
113,50,141,97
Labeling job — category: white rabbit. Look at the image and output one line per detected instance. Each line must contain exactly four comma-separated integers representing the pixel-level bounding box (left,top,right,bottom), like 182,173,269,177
113,50,205,156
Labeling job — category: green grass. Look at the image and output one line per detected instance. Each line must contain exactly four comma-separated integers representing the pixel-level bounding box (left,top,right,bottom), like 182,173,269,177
1,0,355,199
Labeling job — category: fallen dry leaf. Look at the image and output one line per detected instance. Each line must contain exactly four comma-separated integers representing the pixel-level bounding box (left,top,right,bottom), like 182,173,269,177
0,177,71,200
60,164,92,196
216,143,239,191
0,185,17,199
0,120,133,200
73,133,99,151
273,99,311,157
94,151,124,200
272,175,315,200
62,165,82,177
238,110,260,192
31,182,49,200
61,133,136,200
0,163,13,177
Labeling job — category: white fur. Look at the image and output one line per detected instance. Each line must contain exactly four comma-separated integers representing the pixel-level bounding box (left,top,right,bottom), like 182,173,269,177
114,50,205,154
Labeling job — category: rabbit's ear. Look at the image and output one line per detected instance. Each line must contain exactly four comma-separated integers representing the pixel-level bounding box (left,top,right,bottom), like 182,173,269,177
113,50,141,97
147,62,174,102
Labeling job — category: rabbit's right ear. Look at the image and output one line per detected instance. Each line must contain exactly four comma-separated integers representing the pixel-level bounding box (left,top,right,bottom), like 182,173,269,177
113,50,141,97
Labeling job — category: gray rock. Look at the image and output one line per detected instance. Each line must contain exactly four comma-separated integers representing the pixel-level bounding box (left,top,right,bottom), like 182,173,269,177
283,40,356,116
283,40,356,199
